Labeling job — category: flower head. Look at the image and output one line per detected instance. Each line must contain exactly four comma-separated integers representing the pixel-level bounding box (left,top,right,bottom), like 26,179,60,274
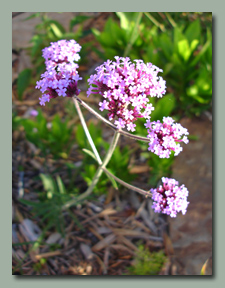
42,39,81,70
36,40,82,106
145,116,189,158
87,56,166,131
151,177,189,217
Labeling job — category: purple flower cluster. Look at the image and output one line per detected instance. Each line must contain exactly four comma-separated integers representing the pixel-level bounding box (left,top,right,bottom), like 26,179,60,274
42,39,81,69
145,116,189,158
30,109,38,117
36,40,82,106
151,177,189,218
87,56,166,132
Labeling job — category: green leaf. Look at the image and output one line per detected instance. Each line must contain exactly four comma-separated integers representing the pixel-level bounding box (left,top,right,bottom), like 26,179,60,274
12,113,22,131
178,39,191,62
190,39,211,67
49,22,63,38
75,124,86,147
159,33,174,61
69,15,90,32
51,116,62,138
17,68,32,100
150,93,176,121
174,26,186,46
24,13,41,21
56,175,66,194
30,35,44,58
185,19,201,44
186,86,211,104
105,169,118,190
190,39,199,53
123,12,143,57
116,12,131,30
92,27,100,37
82,149,97,162
148,153,174,186
40,174,56,194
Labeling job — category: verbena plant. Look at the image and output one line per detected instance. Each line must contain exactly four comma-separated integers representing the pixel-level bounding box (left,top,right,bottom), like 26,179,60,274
76,122,136,194
34,39,190,219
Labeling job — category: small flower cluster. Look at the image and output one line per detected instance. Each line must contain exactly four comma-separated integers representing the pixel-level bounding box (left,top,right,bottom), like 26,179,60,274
42,39,81,69
145,116,189,158
151,177,189,218
36,40,82,106
30,109,38,117
87,56,166,132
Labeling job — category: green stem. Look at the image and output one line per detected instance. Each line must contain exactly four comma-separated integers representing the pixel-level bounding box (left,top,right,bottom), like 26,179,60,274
62,130,121,210
165,12,177,28
73,98,102,165
144,12,166,32
74,95,150,143
123,12,143,57
102,167,152,198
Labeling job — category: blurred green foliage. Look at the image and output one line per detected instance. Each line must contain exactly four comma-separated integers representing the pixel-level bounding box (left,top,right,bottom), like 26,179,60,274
126,244,167,275
21,109,74,159
19,173,84,236
93,12,212,116
12,111,23,131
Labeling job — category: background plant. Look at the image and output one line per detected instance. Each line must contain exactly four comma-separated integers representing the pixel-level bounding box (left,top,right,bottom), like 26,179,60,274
92,12,212,117
126,244,167,275
19,173,83,237
21,109,74,159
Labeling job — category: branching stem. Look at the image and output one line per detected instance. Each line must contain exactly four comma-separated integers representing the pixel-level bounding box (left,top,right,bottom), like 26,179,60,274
102,167,152,198
73,98,102,165
74,95,150,143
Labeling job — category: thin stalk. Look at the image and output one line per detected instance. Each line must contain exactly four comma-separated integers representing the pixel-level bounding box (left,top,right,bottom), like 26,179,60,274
165,12,177,28
73,98,102,165
144,12,166,32
123,12,143,57
102,167,152,198
62,131,121,210
74,95,150,143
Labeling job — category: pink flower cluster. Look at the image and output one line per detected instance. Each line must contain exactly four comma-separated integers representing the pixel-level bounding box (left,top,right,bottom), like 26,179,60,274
145,116,189,158
36,40,82,106
42,39,81,69
151,177,189,218
87,56,166,132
